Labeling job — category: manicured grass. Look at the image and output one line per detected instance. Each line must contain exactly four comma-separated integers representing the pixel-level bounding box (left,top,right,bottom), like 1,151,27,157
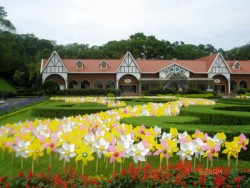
0,78,17,93
120,116,250,134
0,109,36,125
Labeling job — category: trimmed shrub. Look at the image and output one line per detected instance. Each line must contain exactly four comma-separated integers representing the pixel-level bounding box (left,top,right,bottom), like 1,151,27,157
42,80,59,95
31,107,110,118
180,105,250,125
57,88,120,96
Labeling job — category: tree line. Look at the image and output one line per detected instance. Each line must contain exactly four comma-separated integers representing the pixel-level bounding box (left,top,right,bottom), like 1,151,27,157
0,6,249,92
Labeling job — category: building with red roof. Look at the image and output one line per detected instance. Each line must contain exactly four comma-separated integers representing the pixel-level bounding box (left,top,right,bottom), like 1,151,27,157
41,51,250,95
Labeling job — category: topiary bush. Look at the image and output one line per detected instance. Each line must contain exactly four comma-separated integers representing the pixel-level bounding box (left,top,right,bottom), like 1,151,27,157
42,80,60,96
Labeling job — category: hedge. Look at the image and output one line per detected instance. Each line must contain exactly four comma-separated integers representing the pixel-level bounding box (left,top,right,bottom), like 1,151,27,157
31,107,110,118
56,88,121,96
180,104,250,125
31,102,110,118
117,97,176,103
217,98,250,105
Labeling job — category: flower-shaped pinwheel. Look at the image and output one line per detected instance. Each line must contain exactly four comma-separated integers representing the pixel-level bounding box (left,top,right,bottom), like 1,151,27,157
154,139,170,161
235,133,249,150
193,138,206,158
106,143,126,163
93,137,110,158
13,140,30,158
222,141,241,160
129,142,149,163
28,140,44,160
57,142,76,162
177,142,195,161
203,140,220,160
178,131,192,144
75,143,94,165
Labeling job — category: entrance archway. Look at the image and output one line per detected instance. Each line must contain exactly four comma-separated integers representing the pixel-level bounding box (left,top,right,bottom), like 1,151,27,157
118,75,138,95
212,75,228,94
45,74,66,90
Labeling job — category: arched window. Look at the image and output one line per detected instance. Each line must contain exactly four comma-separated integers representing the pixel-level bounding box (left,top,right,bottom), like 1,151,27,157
106,80,115,89
94,80,103,89
240,80,247,89
69,80,78,89
230,80,237,92
81,80,90,89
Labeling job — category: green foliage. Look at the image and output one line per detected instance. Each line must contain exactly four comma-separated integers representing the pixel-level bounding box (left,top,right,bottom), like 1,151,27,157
0,78,17,93
42,80,59,95
57,88,121,96
180,104,250,125
145,88,177,95
107,93,115,97
0,6,16,32
176,93,215,99
217,98,250,105
31,101,110,118
0,162,249,187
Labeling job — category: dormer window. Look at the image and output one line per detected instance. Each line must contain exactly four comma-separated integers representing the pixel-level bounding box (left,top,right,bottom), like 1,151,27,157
99,61,108,69
76,60,84,69
234,61,240,70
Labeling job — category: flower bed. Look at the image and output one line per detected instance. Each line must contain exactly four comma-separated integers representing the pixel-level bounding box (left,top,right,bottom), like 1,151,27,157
1,97,249,187
0,97,46,117
0,162,249,187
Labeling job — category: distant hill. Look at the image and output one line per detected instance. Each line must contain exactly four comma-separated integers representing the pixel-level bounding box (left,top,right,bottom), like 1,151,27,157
0,78,17,93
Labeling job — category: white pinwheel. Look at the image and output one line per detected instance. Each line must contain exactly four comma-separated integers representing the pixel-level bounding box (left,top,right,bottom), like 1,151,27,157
154,126,161,138
57,142,75,162
177,142,195,160
13,140,30,158
93,137,110,158
193,138,205,158
129,142,149,163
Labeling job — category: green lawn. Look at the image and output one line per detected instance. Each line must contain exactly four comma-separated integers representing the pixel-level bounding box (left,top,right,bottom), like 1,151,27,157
0,78,17,93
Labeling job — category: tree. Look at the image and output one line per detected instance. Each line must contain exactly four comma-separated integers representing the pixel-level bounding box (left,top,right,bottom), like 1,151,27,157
0,6,16,33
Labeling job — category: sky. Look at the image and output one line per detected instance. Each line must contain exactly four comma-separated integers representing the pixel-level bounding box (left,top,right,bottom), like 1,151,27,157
1,0,250,50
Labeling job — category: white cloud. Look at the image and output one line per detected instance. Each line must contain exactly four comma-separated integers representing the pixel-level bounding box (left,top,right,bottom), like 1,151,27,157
2,0,250,50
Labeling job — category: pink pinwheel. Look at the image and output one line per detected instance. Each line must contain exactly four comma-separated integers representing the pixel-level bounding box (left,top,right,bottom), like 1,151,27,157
235,133,249,150
107,143,126,163
154,139,170,160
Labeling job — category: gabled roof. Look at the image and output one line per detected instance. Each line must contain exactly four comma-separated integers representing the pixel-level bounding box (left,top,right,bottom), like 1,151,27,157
41,52,250,74
137,59,207,73
226,60,250,74
41,59,121,73
196,53,218,70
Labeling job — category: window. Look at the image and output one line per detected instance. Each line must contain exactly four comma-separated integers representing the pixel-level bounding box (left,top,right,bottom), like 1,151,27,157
106,80,115,89
240,80,247,89
100,61,108,69
94,80,103,89
81,80,90,89
69,80,78,89
234,62,240,70
75,61,84,69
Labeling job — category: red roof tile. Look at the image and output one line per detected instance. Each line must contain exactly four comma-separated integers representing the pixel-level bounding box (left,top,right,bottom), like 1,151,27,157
136,60,207,73
195,53,218,70
42,59,121,73
226,60,250,74
41,52,250,74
